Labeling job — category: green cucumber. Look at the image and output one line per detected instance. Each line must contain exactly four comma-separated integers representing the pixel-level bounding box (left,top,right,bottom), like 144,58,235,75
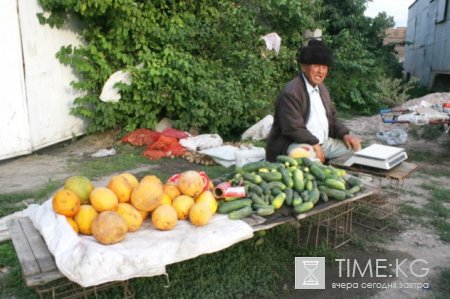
346,175,364,187
284,188,294,206
325,178,346,191
271,187,283,196
240,161,267,173
260,172,283,182
250,193,266,205
293,169,305,192
218,198,253,214
305,179,313,191
301,157,314,167
228,206,253,220
319,191,329,203
271,193,286,209
319,186,346,200
242,173,262,184
276,155,298,167
247,183,264,196
267,181,286,190
252,203,274,210
310,165,326,181
308,189,321,205
293,201,314,214
260,181,271,195
278,166,294,188
256,206,275,216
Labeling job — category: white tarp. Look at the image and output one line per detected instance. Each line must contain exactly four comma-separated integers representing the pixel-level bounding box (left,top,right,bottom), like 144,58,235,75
22,200,254,287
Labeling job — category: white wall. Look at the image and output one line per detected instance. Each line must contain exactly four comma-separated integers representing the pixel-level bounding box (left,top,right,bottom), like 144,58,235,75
0,0,86,161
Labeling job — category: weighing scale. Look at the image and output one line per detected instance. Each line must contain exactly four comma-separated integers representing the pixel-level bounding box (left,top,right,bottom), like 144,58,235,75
343,144,408,170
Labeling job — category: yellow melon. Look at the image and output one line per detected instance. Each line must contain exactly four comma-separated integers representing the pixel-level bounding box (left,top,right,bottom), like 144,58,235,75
177,171,205,198
66,217,79,233
189,202,213,226
115,203,143,232
91,211,128,245
90,187,119,212
140,175,163,186
52,189,81,217
63,175,94,205
289,147,310,159
163,183,181,200
74,205,99,235
151,204,178,231
107,175,133,203
130,180,164,212
161,193,172,205
137,209,149,220
172,195,195,220
119,172,139,189
195,190,218,214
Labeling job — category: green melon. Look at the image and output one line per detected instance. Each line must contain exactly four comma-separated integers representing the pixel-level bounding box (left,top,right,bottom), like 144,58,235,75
64,175,94,205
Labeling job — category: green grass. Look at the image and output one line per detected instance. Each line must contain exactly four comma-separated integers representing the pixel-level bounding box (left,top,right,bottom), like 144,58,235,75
433,268,450,298
419,184,450,242
0,181,61,218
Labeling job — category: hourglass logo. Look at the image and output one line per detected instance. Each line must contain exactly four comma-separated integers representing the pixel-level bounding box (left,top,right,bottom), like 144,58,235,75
295,257,325,289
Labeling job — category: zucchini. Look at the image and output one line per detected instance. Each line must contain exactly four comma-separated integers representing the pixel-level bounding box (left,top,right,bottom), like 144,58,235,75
228,206,253,220
260,171,283,182
293,201,314,214
276,155,298,167
271,192,286,209
218,198,252,214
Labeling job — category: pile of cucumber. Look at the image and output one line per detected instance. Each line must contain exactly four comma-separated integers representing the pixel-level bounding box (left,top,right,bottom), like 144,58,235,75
217,155,365,220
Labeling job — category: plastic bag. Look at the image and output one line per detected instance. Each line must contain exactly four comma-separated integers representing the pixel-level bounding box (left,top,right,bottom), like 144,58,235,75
376,129,408,145
99,70,132,102
260,33,281,55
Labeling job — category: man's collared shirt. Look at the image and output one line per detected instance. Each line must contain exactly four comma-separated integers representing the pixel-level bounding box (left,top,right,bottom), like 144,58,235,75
302,74,329,144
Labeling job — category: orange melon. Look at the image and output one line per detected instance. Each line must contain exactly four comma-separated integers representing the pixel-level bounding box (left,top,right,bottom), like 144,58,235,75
195,190,217,214
130,180,164,212
63,175,94,205
115,203,143,232
140,175,163,186
177,171,205,198
189,201,213,226
107,175,133,203
172,195,195,220
52,189,81,217
74,205,99,235
90,187,119,212
119,172,139,189
163,183,181,200
91,211,128,245
151,204,178,231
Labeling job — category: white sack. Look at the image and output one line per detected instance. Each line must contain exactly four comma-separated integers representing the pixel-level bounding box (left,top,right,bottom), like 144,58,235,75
179,134,223,151
199,145,239,167
241,115,273,141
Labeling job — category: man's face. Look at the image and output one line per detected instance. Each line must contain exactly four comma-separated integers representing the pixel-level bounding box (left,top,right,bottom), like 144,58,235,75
301,64,329,86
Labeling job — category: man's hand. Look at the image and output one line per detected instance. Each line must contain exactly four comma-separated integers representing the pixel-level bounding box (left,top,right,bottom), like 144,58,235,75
343,134,361,152
312,144,325,163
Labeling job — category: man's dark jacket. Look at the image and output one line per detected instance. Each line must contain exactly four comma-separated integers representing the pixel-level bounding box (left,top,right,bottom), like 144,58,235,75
266,73,349,162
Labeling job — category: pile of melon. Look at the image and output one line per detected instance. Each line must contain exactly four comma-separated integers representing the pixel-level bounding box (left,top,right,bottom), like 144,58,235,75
52,170,217,245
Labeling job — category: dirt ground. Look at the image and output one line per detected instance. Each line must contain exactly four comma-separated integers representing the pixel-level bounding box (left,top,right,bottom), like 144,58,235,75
1,93,449,298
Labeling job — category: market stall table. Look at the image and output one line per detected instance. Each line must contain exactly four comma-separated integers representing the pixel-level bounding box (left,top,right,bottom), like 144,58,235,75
7,185,378,298
329,154,418,231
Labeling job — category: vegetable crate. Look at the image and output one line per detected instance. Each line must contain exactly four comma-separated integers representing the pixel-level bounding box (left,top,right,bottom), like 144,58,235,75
297,202,354,249
352,176,403,231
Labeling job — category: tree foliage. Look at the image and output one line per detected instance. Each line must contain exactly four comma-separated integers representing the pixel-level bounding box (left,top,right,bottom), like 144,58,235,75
37,0,405,135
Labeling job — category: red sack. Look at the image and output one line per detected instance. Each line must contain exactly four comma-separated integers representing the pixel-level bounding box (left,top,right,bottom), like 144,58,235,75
121,129,161,146
143,135,186,160
161,128,190,140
